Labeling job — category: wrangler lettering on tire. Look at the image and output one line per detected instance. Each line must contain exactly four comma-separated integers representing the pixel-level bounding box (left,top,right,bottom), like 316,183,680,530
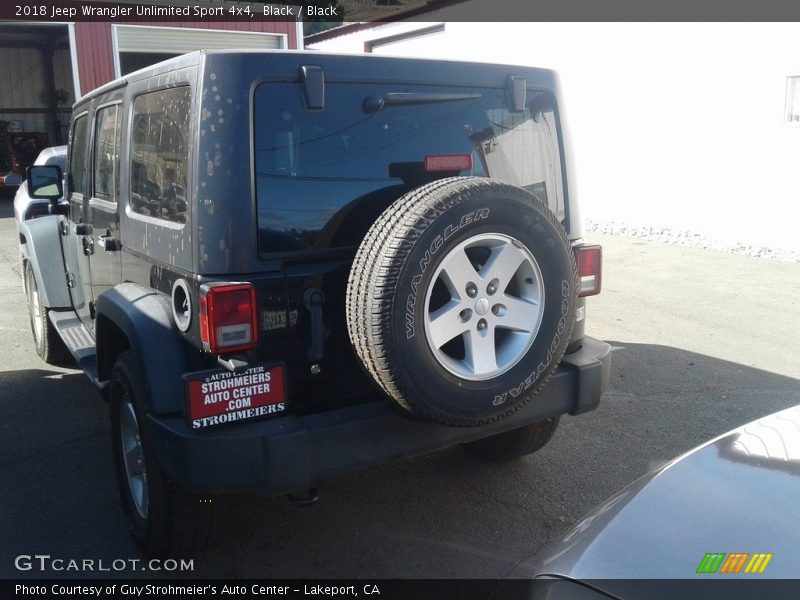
346,177,578,427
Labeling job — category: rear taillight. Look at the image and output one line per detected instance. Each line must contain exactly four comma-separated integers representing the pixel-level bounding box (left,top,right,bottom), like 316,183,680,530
198,282,257,353
575,244,602,297
424,153,473,172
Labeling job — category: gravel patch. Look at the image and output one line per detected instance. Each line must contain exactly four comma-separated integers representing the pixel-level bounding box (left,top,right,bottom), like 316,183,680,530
584,219,800,263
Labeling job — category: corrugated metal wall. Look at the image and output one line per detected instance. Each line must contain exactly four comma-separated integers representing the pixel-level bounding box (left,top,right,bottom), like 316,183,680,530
75,20,298,96
0,39,75,143
0,48,47,133
53,48,75,108
74,22,115,97
115,25,283,53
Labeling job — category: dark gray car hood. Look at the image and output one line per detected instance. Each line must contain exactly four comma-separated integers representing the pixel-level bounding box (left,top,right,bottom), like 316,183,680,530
532,404,800,580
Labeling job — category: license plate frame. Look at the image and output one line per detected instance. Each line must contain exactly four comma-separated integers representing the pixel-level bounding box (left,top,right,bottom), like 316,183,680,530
184,362,287,430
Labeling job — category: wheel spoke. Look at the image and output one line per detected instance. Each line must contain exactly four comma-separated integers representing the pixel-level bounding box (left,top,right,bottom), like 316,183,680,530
427,300,467,349
439,248,478,296
125,445,145,477
481,242,525,283
465,327,497,374
496,295,540,332
119,398,149,519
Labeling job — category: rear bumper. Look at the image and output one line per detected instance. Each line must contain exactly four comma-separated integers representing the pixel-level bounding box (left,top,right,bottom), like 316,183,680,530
147,336,612,495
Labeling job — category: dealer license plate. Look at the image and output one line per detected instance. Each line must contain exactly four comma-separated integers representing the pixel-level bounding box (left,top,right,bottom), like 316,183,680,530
184,363,286,430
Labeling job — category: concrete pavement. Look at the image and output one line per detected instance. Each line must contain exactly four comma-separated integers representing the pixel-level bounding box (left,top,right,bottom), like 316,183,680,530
1,198,797,579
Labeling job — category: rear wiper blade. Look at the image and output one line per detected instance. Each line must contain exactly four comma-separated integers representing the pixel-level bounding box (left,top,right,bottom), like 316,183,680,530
363,92,481,113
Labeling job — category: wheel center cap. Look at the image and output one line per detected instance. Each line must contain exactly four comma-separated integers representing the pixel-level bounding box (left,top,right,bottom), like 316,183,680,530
474,297,490,315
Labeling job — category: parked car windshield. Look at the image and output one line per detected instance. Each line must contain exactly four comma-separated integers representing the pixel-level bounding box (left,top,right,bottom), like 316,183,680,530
253,82,563,253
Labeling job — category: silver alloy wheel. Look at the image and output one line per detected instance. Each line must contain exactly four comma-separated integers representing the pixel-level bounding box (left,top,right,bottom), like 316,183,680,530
120,396,149,519
423,232,545,381
28,269,43,344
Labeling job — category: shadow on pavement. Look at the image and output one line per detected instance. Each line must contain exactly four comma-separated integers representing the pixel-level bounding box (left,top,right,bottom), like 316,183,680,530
1,343,798,578
0,368,137,578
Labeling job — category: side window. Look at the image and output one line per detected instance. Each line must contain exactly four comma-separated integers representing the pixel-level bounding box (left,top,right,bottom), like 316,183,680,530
93,105,121,202
69,114,88,196
130,87,191,224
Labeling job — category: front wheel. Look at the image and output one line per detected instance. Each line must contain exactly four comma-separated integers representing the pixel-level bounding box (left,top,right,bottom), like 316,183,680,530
25,261,68,365
110,351,216,557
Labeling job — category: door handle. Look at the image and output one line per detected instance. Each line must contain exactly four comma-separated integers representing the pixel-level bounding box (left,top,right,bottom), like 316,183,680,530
98,235,120,252
82,236,94,256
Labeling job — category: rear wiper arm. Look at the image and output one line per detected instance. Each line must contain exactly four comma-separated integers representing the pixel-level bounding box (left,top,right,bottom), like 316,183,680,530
363,92,481,113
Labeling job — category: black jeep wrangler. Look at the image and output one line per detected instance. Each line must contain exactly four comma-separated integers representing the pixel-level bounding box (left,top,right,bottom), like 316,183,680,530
21,50,611,557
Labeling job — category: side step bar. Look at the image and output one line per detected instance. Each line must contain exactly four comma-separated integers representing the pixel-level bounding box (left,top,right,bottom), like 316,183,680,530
48,310,107,392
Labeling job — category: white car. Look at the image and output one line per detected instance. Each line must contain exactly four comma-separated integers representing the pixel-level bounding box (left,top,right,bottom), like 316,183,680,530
13,145,67,292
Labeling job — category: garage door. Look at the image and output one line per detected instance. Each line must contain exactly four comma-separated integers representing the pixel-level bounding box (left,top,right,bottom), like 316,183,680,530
115,25,284,54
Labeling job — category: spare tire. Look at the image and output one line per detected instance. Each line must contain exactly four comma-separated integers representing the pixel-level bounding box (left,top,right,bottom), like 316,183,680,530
346,177,577,427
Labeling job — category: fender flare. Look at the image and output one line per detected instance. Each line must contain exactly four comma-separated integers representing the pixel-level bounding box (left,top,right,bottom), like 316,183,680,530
17,215,71,308
95,282,189,415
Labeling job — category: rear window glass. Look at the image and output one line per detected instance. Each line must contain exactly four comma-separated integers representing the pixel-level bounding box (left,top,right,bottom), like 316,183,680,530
253,82,563,254
130,87,191,224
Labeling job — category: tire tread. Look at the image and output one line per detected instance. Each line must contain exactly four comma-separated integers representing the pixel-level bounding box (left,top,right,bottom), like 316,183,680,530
111,351,217,558
25,262,69,366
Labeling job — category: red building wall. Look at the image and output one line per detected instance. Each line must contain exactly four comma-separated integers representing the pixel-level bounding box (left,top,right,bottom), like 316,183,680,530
74,20,298,96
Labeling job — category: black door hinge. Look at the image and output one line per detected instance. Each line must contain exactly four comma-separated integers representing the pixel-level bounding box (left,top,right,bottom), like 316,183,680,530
89,301,96,320
303,288,325,363
66,272,75,288
59,221,68,236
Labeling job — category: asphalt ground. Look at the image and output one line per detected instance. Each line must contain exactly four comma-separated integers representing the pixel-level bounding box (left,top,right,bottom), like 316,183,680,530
1,192,798,579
